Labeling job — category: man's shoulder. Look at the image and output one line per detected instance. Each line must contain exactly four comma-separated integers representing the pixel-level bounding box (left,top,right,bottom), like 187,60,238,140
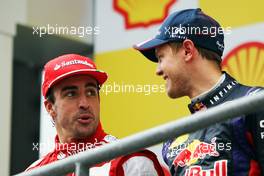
245,86,264,95
25,151,56,172
226,73,263,96
230,83,263,99
110,149,164,176
113,150,159,164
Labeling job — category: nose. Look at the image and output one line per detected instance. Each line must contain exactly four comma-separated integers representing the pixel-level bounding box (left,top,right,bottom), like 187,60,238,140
156,64,163,76
79,94,89,110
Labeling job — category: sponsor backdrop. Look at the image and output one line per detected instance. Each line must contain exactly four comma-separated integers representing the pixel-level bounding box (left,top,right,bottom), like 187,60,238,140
39,0,264,173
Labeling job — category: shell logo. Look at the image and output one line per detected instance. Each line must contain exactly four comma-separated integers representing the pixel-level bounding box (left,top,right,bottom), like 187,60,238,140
113,0,176,29
222,42,264,86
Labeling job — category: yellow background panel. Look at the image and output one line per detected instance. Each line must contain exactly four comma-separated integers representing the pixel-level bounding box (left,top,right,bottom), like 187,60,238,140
223,45,264,86
95,48,190,138
200,0,264,28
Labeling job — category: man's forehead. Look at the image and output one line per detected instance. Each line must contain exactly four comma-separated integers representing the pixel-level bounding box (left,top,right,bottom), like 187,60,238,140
155,43,169,53
155,43,170,55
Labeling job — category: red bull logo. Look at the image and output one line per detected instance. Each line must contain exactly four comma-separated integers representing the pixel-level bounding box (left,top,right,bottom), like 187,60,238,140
173,138,219,167
193,102,207,112
192,138,219,159
173,149,192,167
184,160,227,176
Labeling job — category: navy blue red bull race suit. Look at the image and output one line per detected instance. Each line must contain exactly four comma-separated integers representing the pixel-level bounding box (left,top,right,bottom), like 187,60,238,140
162,73,264,176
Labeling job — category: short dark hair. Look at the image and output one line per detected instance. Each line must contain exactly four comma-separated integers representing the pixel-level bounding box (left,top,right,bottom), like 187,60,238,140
46,88,55,104
168,42,221,69
196,47,221,68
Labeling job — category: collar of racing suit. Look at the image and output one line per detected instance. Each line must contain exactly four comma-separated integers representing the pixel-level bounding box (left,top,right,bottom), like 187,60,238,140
54,122,117,160
188,72,239,113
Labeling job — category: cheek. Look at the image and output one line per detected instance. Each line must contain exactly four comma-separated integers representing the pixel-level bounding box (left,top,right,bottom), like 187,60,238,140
90,99,100,118
164,62,176,76
168,59,182,77
54,103,75,121
93,101,100,115
160,60,170,73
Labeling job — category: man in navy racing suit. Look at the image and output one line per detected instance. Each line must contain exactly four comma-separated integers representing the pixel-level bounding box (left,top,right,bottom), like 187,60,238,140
134,8,264,176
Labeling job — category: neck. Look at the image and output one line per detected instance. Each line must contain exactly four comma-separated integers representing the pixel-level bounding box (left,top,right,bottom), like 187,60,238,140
58,136,79,143
188,61,222,99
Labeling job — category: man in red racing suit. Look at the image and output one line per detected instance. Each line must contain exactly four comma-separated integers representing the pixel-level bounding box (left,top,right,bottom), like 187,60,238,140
25,54,164,176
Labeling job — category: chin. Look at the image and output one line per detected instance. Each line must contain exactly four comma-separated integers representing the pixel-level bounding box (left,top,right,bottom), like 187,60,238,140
76,128,96,138
167,92,178,99
167,89,181,99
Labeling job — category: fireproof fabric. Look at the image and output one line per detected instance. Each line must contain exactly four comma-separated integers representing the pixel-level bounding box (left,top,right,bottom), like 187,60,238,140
162,73,264,176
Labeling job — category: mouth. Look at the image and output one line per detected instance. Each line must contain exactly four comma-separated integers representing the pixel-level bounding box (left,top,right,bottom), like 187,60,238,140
77,114,94,124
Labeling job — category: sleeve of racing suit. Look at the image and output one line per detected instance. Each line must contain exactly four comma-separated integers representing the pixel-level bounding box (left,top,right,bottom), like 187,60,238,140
249,111,264,174
109,150,164,176
122,156,158,176
246,88,264,173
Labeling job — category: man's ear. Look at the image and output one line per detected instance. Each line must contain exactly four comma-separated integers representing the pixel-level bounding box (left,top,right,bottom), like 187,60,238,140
182,39,195,61
44,100,56,120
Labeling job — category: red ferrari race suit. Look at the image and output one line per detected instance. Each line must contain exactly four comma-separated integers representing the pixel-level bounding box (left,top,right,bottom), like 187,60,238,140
26,124,164,176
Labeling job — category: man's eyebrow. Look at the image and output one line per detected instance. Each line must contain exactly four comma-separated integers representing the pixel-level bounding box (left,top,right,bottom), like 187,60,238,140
61,86,77,92
85,82,98,88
